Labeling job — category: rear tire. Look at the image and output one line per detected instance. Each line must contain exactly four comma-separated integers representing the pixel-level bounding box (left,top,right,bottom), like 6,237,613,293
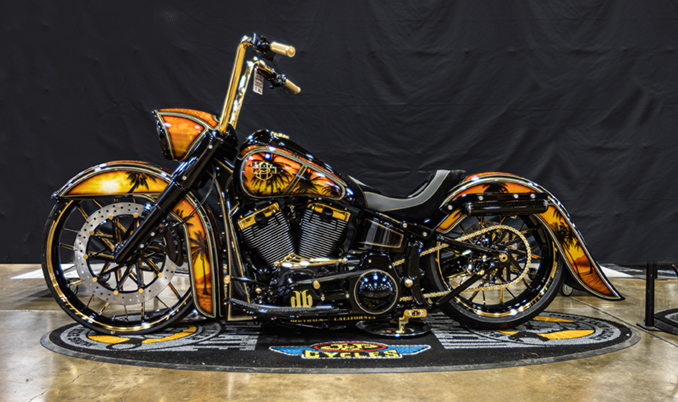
423,214,564,330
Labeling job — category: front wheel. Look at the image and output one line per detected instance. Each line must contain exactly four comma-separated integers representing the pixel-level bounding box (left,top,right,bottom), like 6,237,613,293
42,196,195,334
423,214,564,330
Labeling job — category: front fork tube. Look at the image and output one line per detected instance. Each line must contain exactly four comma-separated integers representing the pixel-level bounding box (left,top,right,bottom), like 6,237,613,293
114,131,223,264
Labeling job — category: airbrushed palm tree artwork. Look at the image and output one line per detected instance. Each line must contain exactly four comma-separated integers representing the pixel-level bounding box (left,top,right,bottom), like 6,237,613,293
190,230,211,297
126,172,157,193
67,167,168,196
240,148,344,199
437,174,614,298
55,162,218,319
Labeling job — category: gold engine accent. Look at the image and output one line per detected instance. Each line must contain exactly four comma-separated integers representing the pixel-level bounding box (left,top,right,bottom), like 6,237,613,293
237,203,281,230
404,309,427,318
307,203,350,222
273,253,349,269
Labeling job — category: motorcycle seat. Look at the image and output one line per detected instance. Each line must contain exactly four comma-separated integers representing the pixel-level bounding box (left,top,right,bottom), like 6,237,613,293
348,169,466,221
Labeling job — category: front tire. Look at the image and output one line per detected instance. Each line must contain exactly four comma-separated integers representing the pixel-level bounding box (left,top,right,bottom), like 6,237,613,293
423,214,564,330
42,197,195,334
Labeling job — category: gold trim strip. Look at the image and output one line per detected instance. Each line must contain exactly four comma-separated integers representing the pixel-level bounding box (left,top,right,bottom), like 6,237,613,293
226,205,254,322
216,160,234,174
154,112,174,158
283,165,306,196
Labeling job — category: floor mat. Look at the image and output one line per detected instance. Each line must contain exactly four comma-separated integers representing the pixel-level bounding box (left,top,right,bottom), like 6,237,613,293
654,308,678,335
42,311,639,373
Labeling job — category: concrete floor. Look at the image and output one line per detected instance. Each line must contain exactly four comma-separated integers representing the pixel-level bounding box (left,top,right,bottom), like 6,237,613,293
2,264,678,402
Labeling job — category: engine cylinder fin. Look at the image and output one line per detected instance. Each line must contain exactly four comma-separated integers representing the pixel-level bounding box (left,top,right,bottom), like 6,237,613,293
298,206,348,259
240,206,295,265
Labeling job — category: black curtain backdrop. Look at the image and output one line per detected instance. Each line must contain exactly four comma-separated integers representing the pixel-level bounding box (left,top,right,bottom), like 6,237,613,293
2,1,678,263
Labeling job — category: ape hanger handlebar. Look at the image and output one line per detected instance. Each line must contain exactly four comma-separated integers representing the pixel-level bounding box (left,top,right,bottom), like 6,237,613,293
216,34,300,133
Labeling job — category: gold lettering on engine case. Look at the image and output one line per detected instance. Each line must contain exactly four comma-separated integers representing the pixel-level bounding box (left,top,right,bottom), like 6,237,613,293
290,290,313,307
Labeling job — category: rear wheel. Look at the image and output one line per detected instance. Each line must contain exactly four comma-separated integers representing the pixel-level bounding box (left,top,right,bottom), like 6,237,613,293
423,214,563,329
42,196,194,334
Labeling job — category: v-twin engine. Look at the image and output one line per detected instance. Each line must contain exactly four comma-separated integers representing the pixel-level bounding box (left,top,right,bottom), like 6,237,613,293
237,201,350,266
236,201,408,317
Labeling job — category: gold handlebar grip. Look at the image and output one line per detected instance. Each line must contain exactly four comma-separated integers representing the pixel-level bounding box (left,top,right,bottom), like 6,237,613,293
270,41,296,57
284,79,301,94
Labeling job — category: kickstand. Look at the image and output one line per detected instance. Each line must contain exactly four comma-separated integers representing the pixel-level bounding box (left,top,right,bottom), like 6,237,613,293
397,313,411,335
356,310,431,338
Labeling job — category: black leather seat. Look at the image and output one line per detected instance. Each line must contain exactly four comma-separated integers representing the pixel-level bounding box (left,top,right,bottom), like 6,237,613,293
348,170,466,221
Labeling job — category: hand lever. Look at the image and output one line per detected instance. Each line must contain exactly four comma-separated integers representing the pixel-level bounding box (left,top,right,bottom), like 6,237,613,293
254,58,302,94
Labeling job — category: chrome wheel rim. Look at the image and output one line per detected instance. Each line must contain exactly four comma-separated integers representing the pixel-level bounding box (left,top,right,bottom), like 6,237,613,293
436,215,557,318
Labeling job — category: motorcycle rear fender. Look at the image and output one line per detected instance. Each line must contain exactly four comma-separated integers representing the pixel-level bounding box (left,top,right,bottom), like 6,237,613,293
53,160,224,317
436,172,623,301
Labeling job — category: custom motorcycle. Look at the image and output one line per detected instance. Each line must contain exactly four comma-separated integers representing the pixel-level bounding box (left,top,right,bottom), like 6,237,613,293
42,34,623,336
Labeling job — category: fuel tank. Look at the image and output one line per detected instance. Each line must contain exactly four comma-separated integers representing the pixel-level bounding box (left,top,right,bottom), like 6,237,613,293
236,130,348,200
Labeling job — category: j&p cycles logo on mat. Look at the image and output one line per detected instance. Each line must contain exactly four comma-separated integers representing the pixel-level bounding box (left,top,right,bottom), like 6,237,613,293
270,341,430,359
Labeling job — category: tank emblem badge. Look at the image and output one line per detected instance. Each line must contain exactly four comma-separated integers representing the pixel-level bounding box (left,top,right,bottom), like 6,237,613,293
253,161,277,181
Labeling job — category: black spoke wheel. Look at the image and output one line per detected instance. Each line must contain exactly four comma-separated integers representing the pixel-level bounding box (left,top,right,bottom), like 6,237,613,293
42,197,194,335
423,214,563,330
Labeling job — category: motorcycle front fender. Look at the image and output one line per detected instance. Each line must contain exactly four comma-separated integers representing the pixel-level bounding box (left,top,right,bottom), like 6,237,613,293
54,160,223,317
436,172,624,301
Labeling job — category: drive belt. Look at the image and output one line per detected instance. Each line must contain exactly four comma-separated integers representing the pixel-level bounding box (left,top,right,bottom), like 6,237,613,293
395,224,532,301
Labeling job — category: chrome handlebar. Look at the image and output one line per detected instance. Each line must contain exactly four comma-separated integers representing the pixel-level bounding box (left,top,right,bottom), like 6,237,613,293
217,34,301,133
